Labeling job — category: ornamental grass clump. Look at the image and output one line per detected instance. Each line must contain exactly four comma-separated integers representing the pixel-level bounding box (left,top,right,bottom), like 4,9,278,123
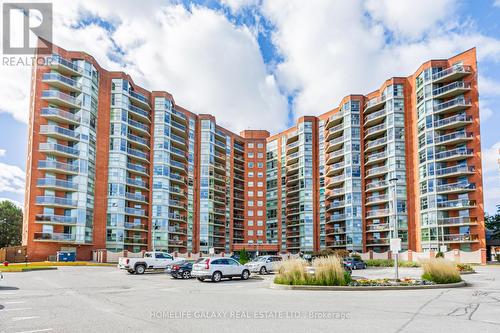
274,258,309,285
311,255,350,286
421,258,461,284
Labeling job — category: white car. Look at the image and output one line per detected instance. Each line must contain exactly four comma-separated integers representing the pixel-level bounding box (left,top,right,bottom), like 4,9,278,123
118,251,178,274
191,257,250,282
245,255,283,274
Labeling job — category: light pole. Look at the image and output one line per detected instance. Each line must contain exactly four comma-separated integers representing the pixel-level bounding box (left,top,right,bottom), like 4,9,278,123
389,177,399,280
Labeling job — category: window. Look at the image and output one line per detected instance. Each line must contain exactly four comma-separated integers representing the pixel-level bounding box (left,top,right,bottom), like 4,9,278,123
257,220,263,226
257,153,263,158
248,220,254,226
257,143,264,148
248,191,254,197
257,210,263,217
248,201,254,207
248,162,254,168
248,181,254,187
248,143,254,148
257,182,263,187
248,230,254,236
248,172,254,177
257,230,263,236
257,172,263,178
257,191,263,197
248,152,254,158
248,210,254,216
257,201,263,207
257,162,263,168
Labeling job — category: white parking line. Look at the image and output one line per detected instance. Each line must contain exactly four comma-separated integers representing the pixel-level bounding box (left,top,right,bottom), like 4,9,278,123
2,307,32,311
15,329,53,333
5,301,25,304
12,316,40,321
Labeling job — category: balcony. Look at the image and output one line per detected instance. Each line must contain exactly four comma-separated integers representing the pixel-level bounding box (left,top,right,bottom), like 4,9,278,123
434,131,473,146
42,90,81,108
170,186,187,197
129,90,150,109
434,98,471,115
326,200,345,211
325,124,344,141
169,213,187,222
441,233,479,243
364,96,386,114
35,214,77,225
49,55,83,76
286,151,300,165
327,186,345,198
325,111,344,128
365,151,387,165
124,237,148,246
365,137,387,153
128,133,149,149
171,146,187,161
170,160,187,174
171,120,187,135
366,180,389,192
325,149,344,165
126,177,148,189
325,162,344,177
366,238,390,246
364,122,387,139
126,162,149,176
326,239,348,248
435,148,473,162
172,109,187,123
364,109,386,126
366,209,390,219
433,81,471,99
435,165,474,178
36,196,77,208
127,147,149,162
366,223,391,232
436,182,475,194
40,107,80,125
129,104,150,122
34,232,76,242
365,194,389,206
326,227,346,236
325,136,345,153
39,143,79,158
327,214,346,222
124,222,148,231
38,160,78,175
170,173,186,185
432,65,472,84
365,165,388,178
437,217,477,227
42,73,82,92
124,207,147,217
168,226,187,235
437,199,476,210
434,114,473,130
326,174,345,188
169,199,187,210
128,119,150,135
37,178,78,191
125,192,147,203
40,125,79,141
286,141,300,154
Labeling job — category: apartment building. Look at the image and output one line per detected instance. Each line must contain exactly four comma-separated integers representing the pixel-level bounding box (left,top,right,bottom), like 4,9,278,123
23,42,485,260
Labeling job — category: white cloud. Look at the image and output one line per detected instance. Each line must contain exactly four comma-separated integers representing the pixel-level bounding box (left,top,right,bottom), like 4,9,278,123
0,149,5,157
495,0,500,8
221,0,259,13
482,141,500,214
365,0,456,40
0,1,288,133
0,162,25,194
479,75,500,96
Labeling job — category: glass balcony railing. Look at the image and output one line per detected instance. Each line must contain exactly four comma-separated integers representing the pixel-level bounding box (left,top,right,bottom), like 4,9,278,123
34,232,76,241
40,107,80,124
50,55,83,74
35,214,77,224
128,133,149,147
171,146,186,157
365,122,387,136
366,209,390,218
125,192,146,202
127,162,148,175
442,233,478,243
126,177,148,188
42,73,82,90
171,133,186,145
37,178,78,190
365,151,387,163
435,148,473,161
436,182,475,193
365,137,387,149
437,217,477,226
434,114,472,129
435,165,474,177
39,142,79,157
42,90,80,107
434,97,471,113
364,109,386,123
38,160,78,173
366,165,388,177
129,90,149,104
171,121,186,132
129,104,150,119
437,199,476,209
432,65,471,81
124,207,146,216
434,131,472,144
127,148,149,160
170,160,187,171
366,194,389,204
366,180,389,190
36,196,77,207
169,213,187,221
366,223,391,232
128,119,149,133
432,81,470,97
40,125,79,140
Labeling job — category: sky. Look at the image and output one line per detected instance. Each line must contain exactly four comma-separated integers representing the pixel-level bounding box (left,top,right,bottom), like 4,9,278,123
0,0,499,213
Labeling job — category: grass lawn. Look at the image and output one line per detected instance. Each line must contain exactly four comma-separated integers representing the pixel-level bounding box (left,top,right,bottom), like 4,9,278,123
1,261,116,272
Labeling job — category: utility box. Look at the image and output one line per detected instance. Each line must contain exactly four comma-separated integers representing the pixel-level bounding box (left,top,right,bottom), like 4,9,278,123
56,251,76,262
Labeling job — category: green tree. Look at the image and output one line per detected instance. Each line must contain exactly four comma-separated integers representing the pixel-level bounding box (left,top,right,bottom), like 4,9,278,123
0,200,23,248
485,214,500,239
239,248,250,264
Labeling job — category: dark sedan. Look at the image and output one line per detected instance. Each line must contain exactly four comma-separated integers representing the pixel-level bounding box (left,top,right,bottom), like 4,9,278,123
343,257,367,270
170,262,193,279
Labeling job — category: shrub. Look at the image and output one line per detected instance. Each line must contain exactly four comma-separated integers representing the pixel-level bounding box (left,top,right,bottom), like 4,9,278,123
435,251,444,259
421,258,461,284
456,264,474,272
350,253,361,260
312,248,336,258
274,258,309,285
496,254,500,263
364,259,420,267
238,249,250,265
310,256,351,286
333,249,350,259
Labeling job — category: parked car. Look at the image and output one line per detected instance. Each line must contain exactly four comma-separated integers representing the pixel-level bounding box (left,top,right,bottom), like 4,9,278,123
118,252,179,274
165,259,186,274
170,262,193,279
343,257,367,270
245,255,282,274
191,257,250,282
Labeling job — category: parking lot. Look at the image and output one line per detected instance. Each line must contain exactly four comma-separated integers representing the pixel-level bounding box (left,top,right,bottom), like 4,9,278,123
1,265,500,333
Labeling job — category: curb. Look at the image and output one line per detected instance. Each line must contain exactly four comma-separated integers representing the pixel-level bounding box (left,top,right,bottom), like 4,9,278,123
459,271,476,275
2,267,58,273
270,280,466,291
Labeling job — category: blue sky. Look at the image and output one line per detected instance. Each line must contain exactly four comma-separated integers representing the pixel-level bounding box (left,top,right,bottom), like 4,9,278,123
0,0,499,214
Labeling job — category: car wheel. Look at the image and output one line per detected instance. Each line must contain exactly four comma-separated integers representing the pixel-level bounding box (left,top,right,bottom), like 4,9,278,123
363,264,367,269
127,270,135,275
352,265,356,270
259,266,267,275
241,270,250,280
197,277,204,282
212,271,222,282
182,271,190,279
135,265,146,274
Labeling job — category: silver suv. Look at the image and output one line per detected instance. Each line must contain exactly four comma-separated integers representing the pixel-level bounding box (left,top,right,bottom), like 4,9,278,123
191,257,250,282
245,255,282,274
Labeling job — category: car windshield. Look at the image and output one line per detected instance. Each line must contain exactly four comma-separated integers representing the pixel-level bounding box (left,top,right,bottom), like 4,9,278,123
254,257,267,262
194,258,206,264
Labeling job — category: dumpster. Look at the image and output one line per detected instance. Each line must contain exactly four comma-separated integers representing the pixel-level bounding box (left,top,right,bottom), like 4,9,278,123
56,251,76,262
